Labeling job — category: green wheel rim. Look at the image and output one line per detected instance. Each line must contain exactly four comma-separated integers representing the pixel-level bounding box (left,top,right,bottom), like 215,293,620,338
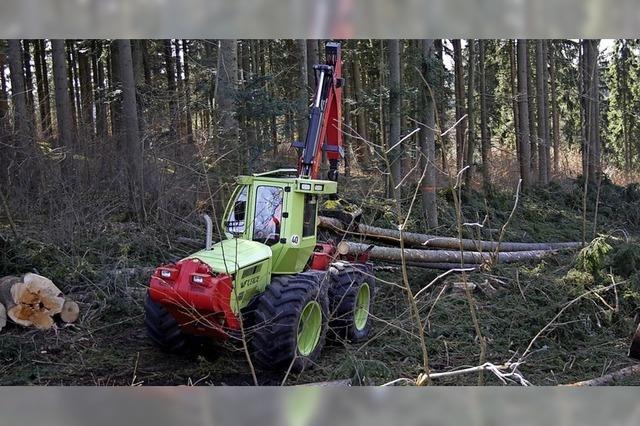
297,301,322,356
354,283,371,331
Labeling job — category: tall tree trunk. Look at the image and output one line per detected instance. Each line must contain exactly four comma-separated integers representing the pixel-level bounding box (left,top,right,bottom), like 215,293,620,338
453,39,466,171
109,41,122,140
182,39,193,144
115,40,144,222
164,40,177,141
295,40,308,144
21,40,36,131
306,40,319,96
542,40,551,183
7,40,33,159
388,40,402,199
590,40,601,182
174,39,185,142
91,40,107,139
351,48,370,168
464,39,476,188
51,39,75,173
479,40,491,191
526,41,537,181
434,39,448,171
33,40,52,140
215,40,239,173
516,39,532,189
77,45,94,137
66,40,80,133
535,40,548,185
509,40,521,168
549,41,560,175
421,40,438,229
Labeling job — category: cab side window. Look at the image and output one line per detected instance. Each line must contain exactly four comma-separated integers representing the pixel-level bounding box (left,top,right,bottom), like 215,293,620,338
226,186,248,235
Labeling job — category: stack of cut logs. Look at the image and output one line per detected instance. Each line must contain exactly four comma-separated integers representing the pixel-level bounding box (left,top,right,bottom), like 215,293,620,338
319,216,582,270
0,273,79,332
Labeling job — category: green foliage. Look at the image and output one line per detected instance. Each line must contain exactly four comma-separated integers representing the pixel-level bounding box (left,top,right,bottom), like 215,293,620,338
575,236,613,275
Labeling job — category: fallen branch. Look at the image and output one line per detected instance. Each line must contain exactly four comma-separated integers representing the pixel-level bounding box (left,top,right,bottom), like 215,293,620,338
383,361,531,386
319,216,581,252
337,241,553,265
563,364,640,386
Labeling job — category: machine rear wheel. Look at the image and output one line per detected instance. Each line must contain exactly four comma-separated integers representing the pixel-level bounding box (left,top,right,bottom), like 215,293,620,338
144,293,190,354
328,263,376,343
249,273,329,371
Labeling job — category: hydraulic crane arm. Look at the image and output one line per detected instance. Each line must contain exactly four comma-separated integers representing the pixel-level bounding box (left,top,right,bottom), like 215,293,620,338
296,42,343,181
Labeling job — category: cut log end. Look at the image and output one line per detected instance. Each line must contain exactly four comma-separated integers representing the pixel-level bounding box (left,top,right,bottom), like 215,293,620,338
59,300,80,323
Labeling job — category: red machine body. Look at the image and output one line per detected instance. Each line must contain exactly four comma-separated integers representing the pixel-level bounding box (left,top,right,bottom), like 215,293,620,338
149,259,240,337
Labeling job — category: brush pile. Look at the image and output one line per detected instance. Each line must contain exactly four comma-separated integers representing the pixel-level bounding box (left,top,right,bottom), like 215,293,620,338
0,273,79,331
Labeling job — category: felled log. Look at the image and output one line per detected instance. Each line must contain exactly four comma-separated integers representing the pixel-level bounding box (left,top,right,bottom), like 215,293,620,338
0,302,6,332
0,273,68,330
319,216,581,252
564,364,640,386
336,241,552,265
380,259,479,271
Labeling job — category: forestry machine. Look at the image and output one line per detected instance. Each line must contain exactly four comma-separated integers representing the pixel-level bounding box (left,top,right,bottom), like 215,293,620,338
145,42,376,371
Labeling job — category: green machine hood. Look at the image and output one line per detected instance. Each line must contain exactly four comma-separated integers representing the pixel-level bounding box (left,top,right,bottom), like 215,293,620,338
186,239,272,274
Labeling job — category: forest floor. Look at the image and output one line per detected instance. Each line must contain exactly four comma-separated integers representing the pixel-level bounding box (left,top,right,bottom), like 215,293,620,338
2,177,640,385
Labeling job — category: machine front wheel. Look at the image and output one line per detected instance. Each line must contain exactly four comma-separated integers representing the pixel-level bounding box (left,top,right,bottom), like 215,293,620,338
144,293,190,354
249,273,329,371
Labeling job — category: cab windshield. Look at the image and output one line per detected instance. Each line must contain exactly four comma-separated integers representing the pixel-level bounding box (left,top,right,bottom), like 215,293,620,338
252,185,283,245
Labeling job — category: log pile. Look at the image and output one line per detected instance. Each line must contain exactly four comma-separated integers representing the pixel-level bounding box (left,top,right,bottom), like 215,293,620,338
320,216,581,251
319,216,582,270
0,273,79,332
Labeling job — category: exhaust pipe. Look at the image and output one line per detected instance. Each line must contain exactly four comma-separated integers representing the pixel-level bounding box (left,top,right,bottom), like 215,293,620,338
203,214,213,250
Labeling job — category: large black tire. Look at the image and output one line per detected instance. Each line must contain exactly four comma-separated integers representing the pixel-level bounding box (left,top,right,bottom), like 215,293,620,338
328,263,376,343
144,293,189,354
249,272,329,372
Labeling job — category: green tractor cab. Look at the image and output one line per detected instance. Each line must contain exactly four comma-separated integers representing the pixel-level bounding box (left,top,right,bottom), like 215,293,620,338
145,42,376,372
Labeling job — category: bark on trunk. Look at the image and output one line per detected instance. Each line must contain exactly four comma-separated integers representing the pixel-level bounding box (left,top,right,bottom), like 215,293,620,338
319,216,581,252
479,40,491,191
116,40,144,223
7,40,33,155
421,39,438,229
516,40,532,189
388,39,402,198
296,40,308,144
453,39,466,171
51,39,75,165
34,39,52,140
549,41,560,175
464,39,476,188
